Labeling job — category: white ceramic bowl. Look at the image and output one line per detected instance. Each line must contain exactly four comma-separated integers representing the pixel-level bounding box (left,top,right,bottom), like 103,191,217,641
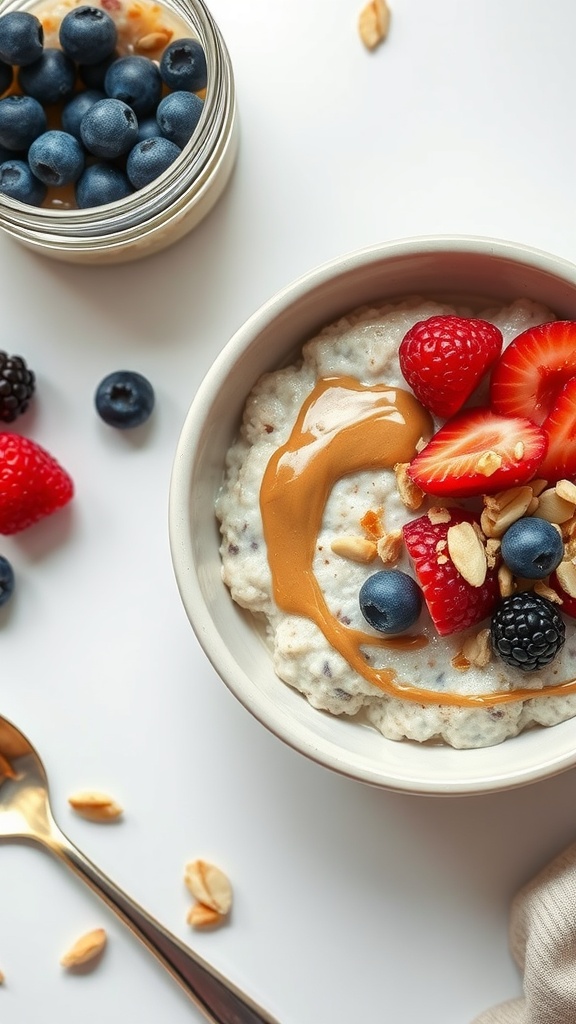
169,235,576,796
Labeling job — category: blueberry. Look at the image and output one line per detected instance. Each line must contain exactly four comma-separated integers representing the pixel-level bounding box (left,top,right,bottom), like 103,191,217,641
80,98,138,159
75,163,133,208
104,55,162,118
61,89,105,140
79,52,117,90
126,136,180,189
59,5,117,65
0,60,13,97
95,371,155,429
0,12,44,67
0,159,46,206
156,91,203,149
18,48,76,105
0,95,47,152
359,570,422,634
501,517,564,580
136,116,160,143
159,37,207,92
28,130,85,187
0,554,14,608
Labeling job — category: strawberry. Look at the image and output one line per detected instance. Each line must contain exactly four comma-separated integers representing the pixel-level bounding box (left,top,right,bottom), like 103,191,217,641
399,315,503,418
407,408,547,498
402,510,499,636
490,321,576,484
0,433,74,534
490,320,576,425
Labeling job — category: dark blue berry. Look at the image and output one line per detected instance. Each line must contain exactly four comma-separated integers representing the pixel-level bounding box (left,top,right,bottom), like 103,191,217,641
61,89,105,140
0,12,44,66
0,159,46,205
126,136,180,189
0,95,47,151
359,570,422,634
159,37,207,92
0,60,13,97
75,163,133,208
501,517,564,580
104,55,162,118
18,48,76,105
136,116,160,143
28,130,85,187
95,370,155,429
80,98,138,159
59,5,117,65
156,91,203,149
78,52,117,90
491,592,565,672
0,555,14,608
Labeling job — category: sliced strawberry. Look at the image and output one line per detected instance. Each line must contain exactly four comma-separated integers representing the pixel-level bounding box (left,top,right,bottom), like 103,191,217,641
399,315,503,418
407,408,547,498
402,509,499,635
537,377,576,482
490,320,576,425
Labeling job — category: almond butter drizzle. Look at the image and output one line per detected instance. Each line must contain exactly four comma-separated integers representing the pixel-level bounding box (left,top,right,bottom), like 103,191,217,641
259,376,576,709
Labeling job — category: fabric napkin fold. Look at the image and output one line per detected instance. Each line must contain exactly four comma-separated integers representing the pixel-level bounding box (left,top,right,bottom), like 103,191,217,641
472,841,576,1024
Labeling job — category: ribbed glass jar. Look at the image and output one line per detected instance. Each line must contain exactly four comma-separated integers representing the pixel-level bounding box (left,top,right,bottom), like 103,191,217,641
0,0,238,263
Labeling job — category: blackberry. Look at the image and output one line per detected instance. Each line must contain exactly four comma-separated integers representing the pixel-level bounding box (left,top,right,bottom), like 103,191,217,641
491,592,565,672
0,351,35,422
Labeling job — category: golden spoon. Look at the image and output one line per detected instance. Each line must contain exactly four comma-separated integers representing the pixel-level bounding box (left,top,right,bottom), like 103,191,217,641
0,714,279,1024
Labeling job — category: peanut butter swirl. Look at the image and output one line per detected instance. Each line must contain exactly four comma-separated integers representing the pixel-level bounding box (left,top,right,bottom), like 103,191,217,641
259,376,576,708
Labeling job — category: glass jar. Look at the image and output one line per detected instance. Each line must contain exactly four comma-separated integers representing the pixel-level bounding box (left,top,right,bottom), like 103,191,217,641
0,0,238,263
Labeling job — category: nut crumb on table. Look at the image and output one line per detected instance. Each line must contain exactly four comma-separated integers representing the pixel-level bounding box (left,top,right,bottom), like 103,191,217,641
60,928,107,969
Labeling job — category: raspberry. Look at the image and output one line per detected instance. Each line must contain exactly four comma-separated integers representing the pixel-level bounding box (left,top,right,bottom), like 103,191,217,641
491,593,565,672
399,315,503,418
0,432,73,534
0,351,35,422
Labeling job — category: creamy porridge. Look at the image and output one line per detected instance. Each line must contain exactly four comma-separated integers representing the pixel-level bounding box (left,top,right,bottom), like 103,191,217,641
216,298,576,749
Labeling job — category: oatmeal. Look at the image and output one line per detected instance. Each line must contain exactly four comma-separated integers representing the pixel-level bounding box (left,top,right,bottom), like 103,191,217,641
216,298,576,749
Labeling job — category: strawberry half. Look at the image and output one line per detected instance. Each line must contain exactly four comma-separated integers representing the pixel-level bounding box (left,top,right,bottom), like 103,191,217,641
403,510,499,635
407,408,547,498
490,320,576,425
0,432,74,534
399,315,503,418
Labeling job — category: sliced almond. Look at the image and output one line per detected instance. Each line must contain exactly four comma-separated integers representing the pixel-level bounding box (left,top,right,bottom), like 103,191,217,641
556,479,576,504
60,928,107,969
135,28,172,51
330,535,377,563
446,521,487,587
485,538,501,570
530,478,549,497
555,560,576,599
533,488,576,525
534,580,563,604
68,791,123,822
394,463,425,511
376,529,403,566
187,903,223,929
184,860,232,916
481,486,534,537
358,0,391,49
459,628,492,669
498,563,515,598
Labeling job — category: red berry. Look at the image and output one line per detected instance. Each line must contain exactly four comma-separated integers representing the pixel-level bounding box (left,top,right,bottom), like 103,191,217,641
402,510,499,636
0,432,74,534
399,315,503,418
407,408,547,498
490,321,576,483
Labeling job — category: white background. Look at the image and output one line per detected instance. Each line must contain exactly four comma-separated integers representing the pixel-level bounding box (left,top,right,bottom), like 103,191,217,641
2,1,576,1022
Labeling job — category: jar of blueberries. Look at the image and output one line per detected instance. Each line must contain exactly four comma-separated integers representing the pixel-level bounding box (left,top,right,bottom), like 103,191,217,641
0,0,238,263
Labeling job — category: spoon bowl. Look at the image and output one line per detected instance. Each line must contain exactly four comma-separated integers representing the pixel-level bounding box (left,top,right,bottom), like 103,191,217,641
0,715,278,1024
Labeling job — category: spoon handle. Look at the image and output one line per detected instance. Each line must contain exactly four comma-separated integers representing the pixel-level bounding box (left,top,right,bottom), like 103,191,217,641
50,828,280,1024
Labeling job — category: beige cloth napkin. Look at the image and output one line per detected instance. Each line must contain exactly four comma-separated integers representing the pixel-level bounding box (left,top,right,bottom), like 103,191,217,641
472,841,576,1024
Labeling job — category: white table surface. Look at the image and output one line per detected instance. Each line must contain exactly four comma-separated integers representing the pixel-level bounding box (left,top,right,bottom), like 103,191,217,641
2,0,576,1021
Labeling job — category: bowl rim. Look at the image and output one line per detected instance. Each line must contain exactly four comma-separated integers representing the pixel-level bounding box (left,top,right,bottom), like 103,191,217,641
169,234,576,796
